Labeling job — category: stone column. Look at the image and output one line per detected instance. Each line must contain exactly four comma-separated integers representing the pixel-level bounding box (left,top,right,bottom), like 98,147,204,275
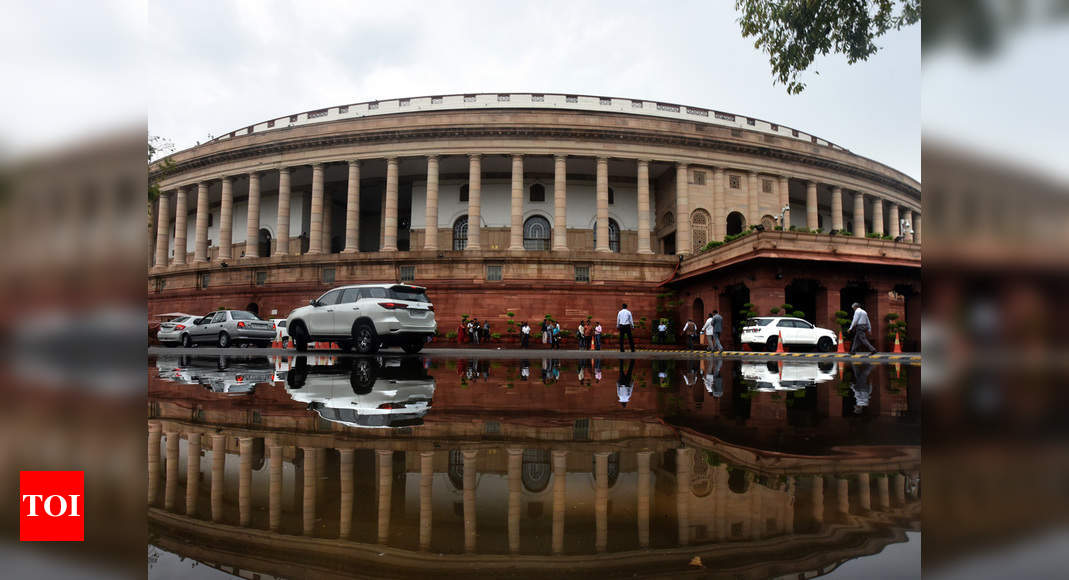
779,176,790,229
877,475,891,510
596,157,611,252
857,473,871,511
238,437,253,526
676,448,692,545
343,161,361,253
872,196,884,236
913,212,921,243
467,155,481,251
463,449,478,552
302,447,317,536
164,430,179,512
831,186,844,231
837,477,850,514
276,168,291,256
853,192,866,237
594,451,610,553
637,450,652,548
321,192,332,253
193,182,210,262
377,449,392,544
637,160,653,254
889,204,901,238
383,158,400,251
551,450,567,555
148,422,162,505
210,435,225,522
676,163,691,255
219,176,234,259
184,432,201,516
747,171,759,227
173,188,188,266
553,155,568,251
339,449,354,539
509,155,524,251
811,475,824,526
154,193,170,268
245,172,261,258
308,163,324,254
269,443,282,532
713,168,727,240
419,451,434,550
423,156,438,251
507,448,523,553
806,181,818,231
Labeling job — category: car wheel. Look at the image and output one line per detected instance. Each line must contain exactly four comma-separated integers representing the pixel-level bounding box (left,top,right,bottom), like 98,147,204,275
766,335,778,352
291,324,309,352
218,332,231,348
353,323,379,354
181,333,192,348
817,336,833,352
401,342,424,354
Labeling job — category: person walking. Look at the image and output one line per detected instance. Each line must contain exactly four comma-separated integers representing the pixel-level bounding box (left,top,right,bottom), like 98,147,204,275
847,302,878,354
468,319,478,345
594,321,603,350
577,321,586,350
656,320,668,344
520,321,531,349
482,321,490,344
541,319,550,346
552,322,562,350
682,318,698,349
617,303,635,352
703,310,724,353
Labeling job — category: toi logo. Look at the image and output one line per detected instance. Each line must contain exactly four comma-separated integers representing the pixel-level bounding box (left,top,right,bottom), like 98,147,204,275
20,471,84,541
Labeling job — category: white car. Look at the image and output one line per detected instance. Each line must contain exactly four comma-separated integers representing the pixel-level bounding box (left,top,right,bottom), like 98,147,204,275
741,361,838,391
270,319,289,347
740,317,838,352
286,283,436,354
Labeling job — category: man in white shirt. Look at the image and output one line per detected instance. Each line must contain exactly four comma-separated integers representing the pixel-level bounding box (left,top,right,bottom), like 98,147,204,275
702,310,724,353
847,302,877,354
616,303,635,352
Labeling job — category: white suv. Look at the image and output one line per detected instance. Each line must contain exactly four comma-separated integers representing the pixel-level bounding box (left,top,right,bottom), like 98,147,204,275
740,317,837,352
286,284,436,354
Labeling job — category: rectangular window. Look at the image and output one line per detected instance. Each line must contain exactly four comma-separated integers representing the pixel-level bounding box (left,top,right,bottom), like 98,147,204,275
762,179,773,193
714,111,735,121
399,265,415,282
497,94,510,102
368,101,379,110
399,98,410,107
729,175,741,189
486,265,503,281
692,171,706,185
200,273,210,288
267,120,275,128
747,118,756,126
631,100,643,108
574,265,590,282
792,129,799,137
531,94,544,102
321,267,335,284
599,97,611,105
656,103,680,112
255,271,267,286
686,107,709,117
464,94,477,103
770,123,778,131
307,109,328,119
566,95,578,103
431,96,443,104
155,278,166,292
338,105,349,113
289,115,298,122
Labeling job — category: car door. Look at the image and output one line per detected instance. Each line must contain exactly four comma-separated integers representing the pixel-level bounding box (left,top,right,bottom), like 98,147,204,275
189,313,215,342
775,319,796,345
794,319,818,345
333,287,363,336
203,311,228,343
305,289,343,337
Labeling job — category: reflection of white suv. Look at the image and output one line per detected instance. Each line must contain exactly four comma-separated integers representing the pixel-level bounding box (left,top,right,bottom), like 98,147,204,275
741,361,837,391
286,284,436,354
740,317,837,352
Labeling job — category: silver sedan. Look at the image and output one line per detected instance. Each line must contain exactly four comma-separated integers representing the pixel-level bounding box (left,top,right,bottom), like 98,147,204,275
181,310,276,348
157,315,199,346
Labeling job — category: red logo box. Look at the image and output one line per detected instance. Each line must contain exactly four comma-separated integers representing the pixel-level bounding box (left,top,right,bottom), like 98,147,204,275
20,471,84,541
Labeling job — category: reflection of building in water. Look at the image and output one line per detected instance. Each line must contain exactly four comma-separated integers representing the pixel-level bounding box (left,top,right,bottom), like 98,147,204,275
148,359,919,578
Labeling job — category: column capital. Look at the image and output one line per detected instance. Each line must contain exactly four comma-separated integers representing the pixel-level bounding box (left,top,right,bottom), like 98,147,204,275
221,174,234,183
420,450,435,458
553,153,568,161
385,156,399,164
375,448,393,457
676,161,688,168
747,170,758,177
831,185,842,192
424,155,437,162
511,153,524,161
468,153,481,161
506,448,524,456
312,162,325,169
348,159,361,167
278,165,291,175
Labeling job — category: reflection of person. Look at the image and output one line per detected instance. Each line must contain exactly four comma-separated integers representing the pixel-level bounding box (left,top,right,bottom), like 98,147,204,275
617,303,635,352
703,358,724,397
520,359,530,381
594,358,602,382
848,302,878,354
850,362,873,414
617,359,635,407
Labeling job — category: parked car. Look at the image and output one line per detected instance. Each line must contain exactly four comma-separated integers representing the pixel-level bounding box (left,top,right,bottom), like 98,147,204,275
740,317,837,352
157,314,199,347
270,318,289,347
286,284,436,354
179,310,276,348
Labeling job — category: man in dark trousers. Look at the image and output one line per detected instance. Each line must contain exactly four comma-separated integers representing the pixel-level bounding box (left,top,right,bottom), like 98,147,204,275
703,310,724,353
847,302,878,354
616,303,636,352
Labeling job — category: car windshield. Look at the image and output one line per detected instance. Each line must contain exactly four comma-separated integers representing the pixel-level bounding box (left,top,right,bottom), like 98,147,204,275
231,311,259,320
748,318,773,327
390,286,429,303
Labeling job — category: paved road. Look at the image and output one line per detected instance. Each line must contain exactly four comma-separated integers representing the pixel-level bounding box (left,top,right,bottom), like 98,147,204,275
150,346,920,364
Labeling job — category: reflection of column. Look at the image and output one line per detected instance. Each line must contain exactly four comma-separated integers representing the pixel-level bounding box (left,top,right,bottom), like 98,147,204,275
676,163,691,255
172,187,187,265
419,451,434,550
239,437,253,526
509,155,524,251
714,464,729,540
551,450,567,555
383,158,399,251
676,448,693,545
594,451,610,553
340,449,354,539
637,160,652,254
894,473,906,506
422,157,438,251
467,155,481,251
877,475,890,510
596,157,610,253
245,172,261,258
507,448,523,553
309,163,324,254
786,476,796,533
302,447,317,536
463,449,478,553
193,182,210,262
164,430,179,511
811,475,824,526
637,450,652,548
857,473,871,511
211,434,225,522
269,443,282,532
148,422,162,505
276,167,291,256
182,433,199,517
377,449,392,544
219,176,234,259
552,155,567,251
343,160,361,253
837,477,850,514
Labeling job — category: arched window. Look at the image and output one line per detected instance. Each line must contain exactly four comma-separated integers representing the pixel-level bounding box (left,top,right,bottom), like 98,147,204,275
761,215,776,230
593,218,621,253
663,211,675,228
529,183,545,202
523,215,551,250
452,216,468,250
726,211,745,236
691,208,711,251
258,228,271,258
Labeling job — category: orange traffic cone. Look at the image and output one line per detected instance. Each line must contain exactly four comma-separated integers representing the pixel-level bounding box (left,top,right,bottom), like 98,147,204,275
837,331,845,353
775,331,785,353
893,333,902,353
